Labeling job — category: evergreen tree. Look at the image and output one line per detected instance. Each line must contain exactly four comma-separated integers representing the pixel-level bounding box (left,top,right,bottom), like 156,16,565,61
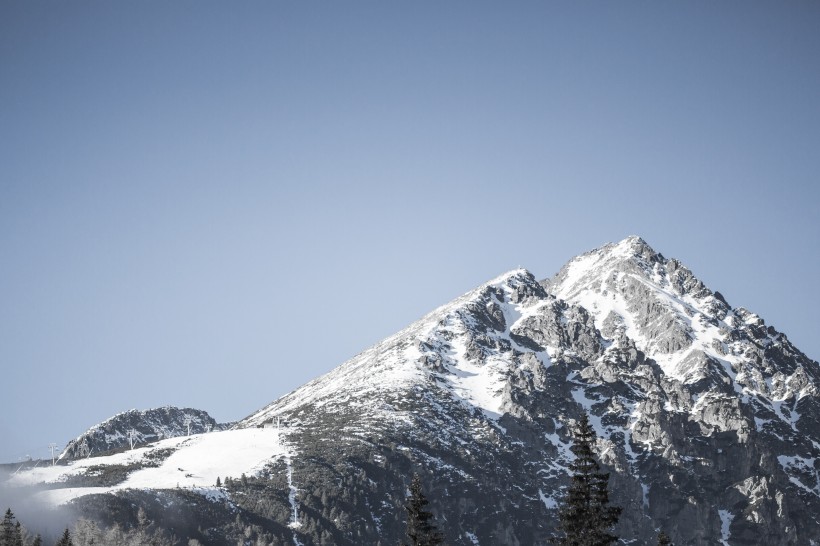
2,509,13,545
403,473,444,546
2,508,21,546
12,521,23,546
31,535,42,546
72,519,104,546
137,507,149,530
55,528,73,546
657,530,672,545
552,413,621,546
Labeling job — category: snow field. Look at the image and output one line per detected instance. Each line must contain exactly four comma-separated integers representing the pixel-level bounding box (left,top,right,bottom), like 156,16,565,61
7,427,293,506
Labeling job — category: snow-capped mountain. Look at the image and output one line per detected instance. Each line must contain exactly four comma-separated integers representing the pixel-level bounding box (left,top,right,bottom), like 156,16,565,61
59,406,228,461
7,237,819,545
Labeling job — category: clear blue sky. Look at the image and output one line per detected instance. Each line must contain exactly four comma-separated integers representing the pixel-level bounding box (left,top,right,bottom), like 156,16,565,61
1,1,819,462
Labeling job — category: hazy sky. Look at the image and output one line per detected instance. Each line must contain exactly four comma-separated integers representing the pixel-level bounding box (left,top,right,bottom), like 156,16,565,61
2,2,819,463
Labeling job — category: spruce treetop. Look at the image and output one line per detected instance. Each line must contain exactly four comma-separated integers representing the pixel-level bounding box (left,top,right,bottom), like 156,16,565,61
552,413,622,546
404,473,444,546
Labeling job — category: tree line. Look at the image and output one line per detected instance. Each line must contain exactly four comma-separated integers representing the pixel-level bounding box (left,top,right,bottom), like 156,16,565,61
402,413,675,546
0,507,176,546
6,412,674,545
1,508,40,546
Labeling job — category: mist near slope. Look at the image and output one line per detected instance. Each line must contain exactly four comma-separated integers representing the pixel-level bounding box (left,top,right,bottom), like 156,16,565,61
0,463,79,541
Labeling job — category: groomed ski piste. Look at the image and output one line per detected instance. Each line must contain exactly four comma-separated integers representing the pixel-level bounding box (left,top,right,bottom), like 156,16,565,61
6,427,296,508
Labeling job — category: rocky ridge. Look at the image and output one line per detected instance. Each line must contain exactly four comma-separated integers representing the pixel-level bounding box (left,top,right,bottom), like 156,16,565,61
59,406,227,461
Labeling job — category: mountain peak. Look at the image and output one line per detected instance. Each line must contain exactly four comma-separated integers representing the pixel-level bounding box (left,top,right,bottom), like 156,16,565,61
609,235,659,259
546,238,818,396
592,235,668,270
485,267,534,285
546,236,663,302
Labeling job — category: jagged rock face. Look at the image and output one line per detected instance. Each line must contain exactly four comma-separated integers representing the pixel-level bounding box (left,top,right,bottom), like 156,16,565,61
60,407,226,461
539,238,820,544
18,237,820,546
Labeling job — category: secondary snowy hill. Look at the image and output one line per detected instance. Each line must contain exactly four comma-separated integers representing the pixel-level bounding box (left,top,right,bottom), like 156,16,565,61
6,236,820,545
9,428,288,506
59,406,228,461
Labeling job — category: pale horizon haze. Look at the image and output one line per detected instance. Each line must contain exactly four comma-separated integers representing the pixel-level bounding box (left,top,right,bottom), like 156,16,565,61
1,2,819,463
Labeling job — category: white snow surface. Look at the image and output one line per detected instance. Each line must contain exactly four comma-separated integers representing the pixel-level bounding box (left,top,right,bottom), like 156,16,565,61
245,268,551,427
777,454,820,495
6,428,292,506
538,488,558,509
718,509,734,545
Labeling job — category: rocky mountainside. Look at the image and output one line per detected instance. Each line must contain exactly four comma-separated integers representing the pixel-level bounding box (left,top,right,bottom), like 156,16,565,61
7,237,820,545
59,406,227,461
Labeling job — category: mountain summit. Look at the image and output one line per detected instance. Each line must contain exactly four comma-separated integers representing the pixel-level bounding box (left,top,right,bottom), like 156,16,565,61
550,236,817,392
7,237,819,545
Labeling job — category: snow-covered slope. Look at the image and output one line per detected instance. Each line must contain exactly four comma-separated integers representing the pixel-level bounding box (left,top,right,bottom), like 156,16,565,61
10,428,290,506
244,268,553,427
7,236,820,545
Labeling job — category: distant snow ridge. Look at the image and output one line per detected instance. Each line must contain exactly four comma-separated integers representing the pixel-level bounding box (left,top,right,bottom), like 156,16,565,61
59,406,227,461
